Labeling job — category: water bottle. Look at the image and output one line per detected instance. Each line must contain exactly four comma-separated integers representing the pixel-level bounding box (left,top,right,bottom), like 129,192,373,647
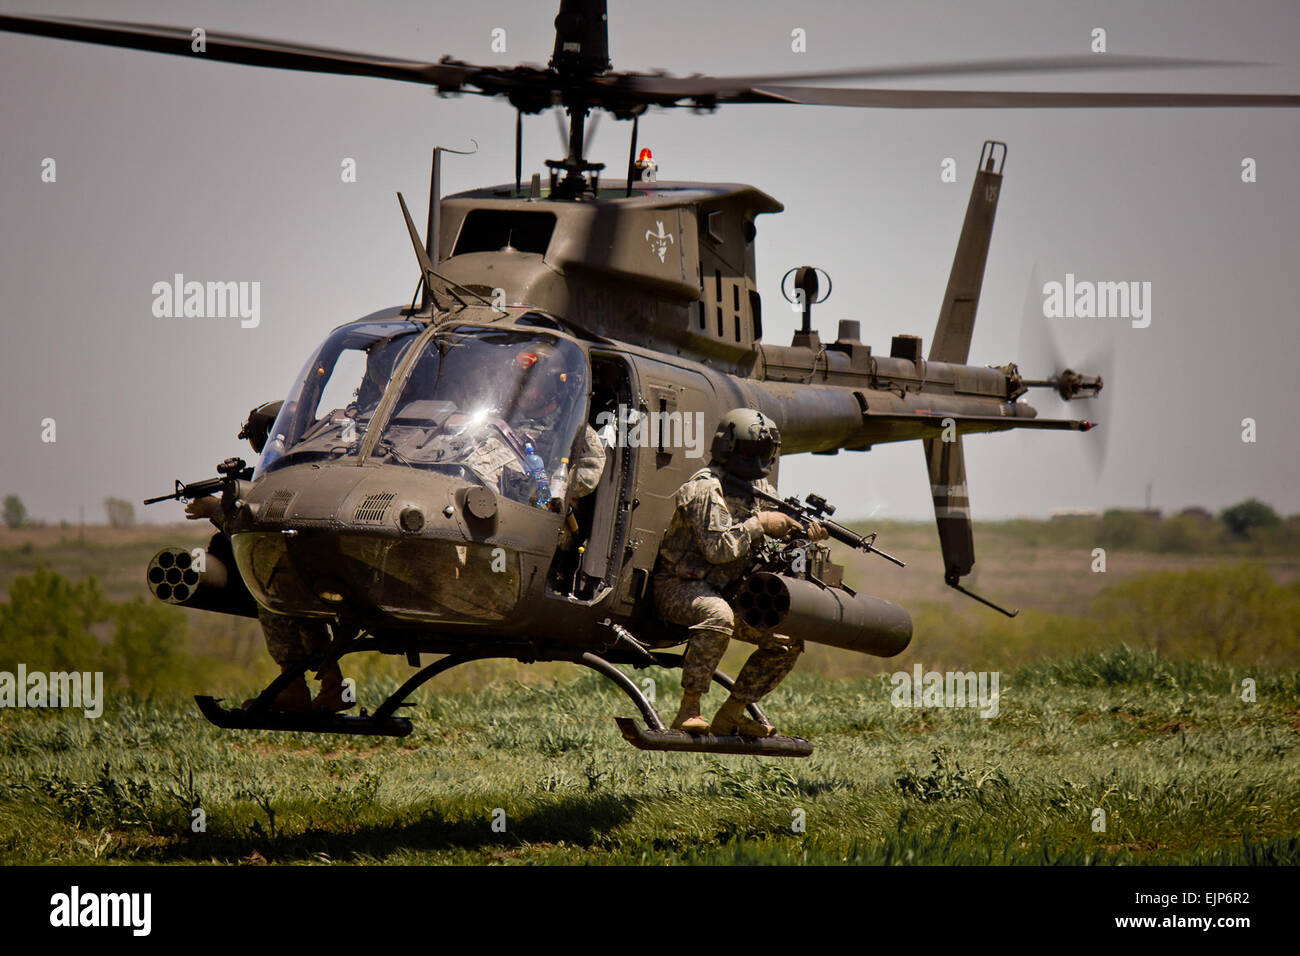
549,457,570,504
524,442,550,508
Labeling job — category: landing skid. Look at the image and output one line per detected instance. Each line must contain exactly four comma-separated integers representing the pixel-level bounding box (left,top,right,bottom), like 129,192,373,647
615,717,813,757
195,638,811,757
194,695,412,737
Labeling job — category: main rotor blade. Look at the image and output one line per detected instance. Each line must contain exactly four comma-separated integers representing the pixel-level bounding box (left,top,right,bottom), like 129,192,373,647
626,53,1251,98
6,14,1295,114
733,85,1300,108
0,14,471,89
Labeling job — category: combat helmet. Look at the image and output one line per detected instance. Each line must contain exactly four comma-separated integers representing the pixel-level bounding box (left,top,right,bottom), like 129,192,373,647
711,408,781,480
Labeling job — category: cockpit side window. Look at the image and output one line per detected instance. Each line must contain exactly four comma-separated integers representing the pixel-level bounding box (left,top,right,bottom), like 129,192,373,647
256,321,419,477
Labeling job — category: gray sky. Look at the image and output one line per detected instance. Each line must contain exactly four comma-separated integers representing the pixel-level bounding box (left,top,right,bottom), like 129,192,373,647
2,0,1298,523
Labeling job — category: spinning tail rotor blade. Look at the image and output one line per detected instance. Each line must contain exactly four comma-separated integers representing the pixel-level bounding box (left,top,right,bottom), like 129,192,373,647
1079,341,1116,477
1015,266,1114,475
1017,265,1065,376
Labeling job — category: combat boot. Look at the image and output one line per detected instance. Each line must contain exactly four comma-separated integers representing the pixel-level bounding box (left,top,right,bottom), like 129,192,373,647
710,696,776,738
242,668,312,713
671,692,710,735
312,663,355,713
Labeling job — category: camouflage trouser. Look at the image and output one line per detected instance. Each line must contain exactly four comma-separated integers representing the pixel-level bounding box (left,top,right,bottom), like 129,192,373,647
257,606,331,668
653,574,803,704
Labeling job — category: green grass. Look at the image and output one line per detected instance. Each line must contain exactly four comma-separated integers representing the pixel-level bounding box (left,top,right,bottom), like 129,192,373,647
2,648,1297,865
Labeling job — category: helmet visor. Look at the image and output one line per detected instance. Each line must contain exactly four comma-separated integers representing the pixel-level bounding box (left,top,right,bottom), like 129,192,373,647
733,438,779,462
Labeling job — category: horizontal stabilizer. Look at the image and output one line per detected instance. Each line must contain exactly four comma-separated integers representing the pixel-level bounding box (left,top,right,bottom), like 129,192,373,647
866,410,1094,446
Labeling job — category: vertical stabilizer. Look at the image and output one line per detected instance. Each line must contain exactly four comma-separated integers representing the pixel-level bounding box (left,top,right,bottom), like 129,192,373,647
929,140,1006,364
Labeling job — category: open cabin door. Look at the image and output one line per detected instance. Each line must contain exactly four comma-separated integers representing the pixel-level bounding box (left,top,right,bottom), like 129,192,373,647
546,351,638,602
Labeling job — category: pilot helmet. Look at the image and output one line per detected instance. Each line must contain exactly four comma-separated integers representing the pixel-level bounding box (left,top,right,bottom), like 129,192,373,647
711,408,781,480
515,346,579,417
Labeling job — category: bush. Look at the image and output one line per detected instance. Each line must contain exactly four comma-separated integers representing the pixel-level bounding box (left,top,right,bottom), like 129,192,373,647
3,495,27,529
1155,515,1208,553
103,497,136,529
0,567,108,674
1220,498,1280,537
1091,563,1299,662
110,598,187,695
0,568,189,694
1097,509,1159,549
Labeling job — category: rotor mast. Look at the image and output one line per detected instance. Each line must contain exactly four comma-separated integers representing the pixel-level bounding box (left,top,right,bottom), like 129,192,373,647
546,0,610,198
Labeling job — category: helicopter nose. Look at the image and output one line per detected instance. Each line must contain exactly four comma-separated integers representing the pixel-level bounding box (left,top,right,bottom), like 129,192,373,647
228,464,553,625
232,526,523,623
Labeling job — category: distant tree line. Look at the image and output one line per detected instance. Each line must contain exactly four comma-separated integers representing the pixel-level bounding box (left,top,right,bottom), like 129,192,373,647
1,495,136,529
968,498,1299,555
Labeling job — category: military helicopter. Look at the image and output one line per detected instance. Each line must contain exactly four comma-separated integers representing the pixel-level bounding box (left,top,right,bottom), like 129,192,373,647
5,2,1297,758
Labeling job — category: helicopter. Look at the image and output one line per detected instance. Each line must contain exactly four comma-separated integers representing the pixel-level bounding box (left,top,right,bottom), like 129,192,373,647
5,2,1297,758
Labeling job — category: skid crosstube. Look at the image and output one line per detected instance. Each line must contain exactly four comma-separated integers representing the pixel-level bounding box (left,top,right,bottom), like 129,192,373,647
194,695,412,737
615,717,813,757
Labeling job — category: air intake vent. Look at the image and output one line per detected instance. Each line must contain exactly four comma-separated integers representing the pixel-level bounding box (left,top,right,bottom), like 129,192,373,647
263,489,295,521
354,492,396,524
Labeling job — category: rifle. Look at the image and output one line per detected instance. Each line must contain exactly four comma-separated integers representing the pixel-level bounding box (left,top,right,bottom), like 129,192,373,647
143,457,253,506
723,475,905,568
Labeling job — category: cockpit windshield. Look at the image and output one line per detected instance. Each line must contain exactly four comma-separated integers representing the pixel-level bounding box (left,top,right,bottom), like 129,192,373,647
257,320,419,477
370,327,589,507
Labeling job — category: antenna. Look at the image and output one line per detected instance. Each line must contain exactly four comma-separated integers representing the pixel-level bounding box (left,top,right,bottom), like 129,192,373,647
420,141,477,310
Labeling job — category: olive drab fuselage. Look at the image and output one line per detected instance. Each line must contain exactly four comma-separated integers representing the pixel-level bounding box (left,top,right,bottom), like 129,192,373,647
220,170,1093,655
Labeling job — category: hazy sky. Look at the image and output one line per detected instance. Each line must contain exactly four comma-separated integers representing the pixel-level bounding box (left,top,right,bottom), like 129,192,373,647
2,0,1298,524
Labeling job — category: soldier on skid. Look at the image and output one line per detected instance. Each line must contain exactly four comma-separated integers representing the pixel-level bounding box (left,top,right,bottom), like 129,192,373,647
653,408,826,737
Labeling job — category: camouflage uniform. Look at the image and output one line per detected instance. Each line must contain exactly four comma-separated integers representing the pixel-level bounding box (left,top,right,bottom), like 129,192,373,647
460,430,526,492
463,424,605,501
257,605,331,667
654,464,804,703
568,425,607,499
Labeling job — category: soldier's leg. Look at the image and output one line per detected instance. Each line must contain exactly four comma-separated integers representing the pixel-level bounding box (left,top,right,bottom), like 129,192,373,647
654,576,734,732
246,606,313,712
710,626,805,737
731,628,804,703
676,627,730,731
300,619,354,713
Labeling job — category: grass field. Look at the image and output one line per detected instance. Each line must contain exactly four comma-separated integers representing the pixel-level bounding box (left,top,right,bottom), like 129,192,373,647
1,522,1297,865
1,649,1297,865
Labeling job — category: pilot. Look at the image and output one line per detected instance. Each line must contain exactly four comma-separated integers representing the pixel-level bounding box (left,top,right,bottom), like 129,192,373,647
351,335,410,417
653,408,826,737
509,349,607,505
